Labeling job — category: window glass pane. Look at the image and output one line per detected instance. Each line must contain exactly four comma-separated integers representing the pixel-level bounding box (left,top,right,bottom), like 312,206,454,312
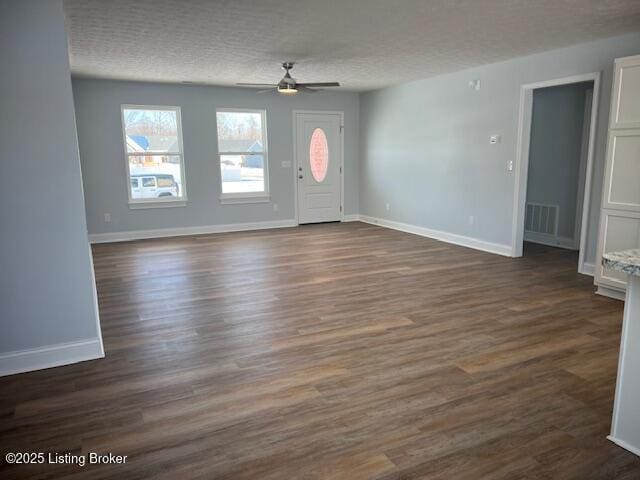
216,111,264,153
128,155,183,199
309,128,329,182
142,177,156,187
220,154,265,194
124,109,179,153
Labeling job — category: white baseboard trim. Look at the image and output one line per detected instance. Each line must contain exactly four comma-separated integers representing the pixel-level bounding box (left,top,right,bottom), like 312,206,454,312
581,262,595,277
358,215,512,257
597,285,626,301
89,219,297,244
608,435,640,457
342,214,360,222
524,231,578,250
0,338,104,377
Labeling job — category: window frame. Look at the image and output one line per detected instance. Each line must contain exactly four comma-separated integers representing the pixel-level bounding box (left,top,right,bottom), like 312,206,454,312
215,108,270,204
120,104,187,208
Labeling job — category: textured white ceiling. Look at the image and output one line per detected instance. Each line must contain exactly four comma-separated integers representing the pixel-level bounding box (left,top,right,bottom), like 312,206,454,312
64,0,640,92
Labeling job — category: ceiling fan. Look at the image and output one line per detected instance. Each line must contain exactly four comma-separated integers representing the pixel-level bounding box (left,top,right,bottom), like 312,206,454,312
237,62,340,94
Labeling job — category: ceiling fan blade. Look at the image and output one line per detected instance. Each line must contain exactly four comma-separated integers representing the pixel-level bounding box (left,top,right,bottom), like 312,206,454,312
236,83,278,87
297,86,320,93
297,82,340,88
256,88,275,94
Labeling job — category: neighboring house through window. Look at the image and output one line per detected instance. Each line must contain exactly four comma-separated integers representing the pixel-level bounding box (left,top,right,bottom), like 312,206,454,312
215,109,269,203
121,105,186,207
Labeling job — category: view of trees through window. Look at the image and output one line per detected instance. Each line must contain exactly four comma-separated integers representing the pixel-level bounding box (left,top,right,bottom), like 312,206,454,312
122,107,185,201
216,110,267,195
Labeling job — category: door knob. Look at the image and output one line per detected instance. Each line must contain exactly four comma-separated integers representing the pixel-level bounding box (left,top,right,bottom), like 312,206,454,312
298,174,303,179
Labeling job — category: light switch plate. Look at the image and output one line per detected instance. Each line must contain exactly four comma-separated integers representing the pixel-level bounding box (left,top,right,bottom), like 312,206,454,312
281,160,292,168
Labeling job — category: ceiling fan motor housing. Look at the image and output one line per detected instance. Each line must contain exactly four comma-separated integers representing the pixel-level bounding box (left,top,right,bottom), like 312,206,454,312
280,62,297,87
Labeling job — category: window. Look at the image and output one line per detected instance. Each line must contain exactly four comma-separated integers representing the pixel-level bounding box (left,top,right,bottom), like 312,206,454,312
142,177,156,188
309,128,329,182
121,105,186,206
216,109,269,202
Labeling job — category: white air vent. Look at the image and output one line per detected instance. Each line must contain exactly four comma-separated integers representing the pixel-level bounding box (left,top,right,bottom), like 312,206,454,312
525,203,559,236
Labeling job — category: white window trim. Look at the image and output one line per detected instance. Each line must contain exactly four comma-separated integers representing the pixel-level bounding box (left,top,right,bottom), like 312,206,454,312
219,192,271,204
121,104,188,209
216,108,270,203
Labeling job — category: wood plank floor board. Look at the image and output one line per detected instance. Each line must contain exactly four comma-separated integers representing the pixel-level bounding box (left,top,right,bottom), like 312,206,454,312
1,222,638,479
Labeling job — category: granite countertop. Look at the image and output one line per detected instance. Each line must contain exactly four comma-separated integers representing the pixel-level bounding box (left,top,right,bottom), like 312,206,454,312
602,249,640,277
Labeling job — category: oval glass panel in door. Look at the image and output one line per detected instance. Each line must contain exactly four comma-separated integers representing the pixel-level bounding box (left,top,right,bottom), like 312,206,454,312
309,128,329,182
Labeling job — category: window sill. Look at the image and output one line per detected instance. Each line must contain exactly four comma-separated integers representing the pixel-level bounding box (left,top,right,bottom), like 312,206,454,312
219,194,271,205
129,200,187,209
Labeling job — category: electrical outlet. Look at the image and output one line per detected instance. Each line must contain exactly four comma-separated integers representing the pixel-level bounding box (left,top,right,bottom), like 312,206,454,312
273,203,279,212
385,203,390,211
507,160,514,172
468,215,475,226
468,79,481,91
489,134,501,145
104,213,111,223
281,160,292,168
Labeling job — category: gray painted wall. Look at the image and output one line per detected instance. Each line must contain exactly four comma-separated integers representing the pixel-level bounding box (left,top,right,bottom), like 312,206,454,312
359,32,640,265
73,79,359,235
526,82,593,241
0,0,100,353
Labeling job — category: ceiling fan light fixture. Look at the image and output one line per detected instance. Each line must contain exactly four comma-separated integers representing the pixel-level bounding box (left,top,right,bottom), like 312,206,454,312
277,84,298,94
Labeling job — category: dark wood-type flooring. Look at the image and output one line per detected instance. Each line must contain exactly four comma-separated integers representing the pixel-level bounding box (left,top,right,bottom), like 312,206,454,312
2,222,639,479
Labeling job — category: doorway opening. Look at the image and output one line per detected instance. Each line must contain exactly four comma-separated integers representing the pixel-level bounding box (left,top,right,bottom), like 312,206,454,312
512,73,600,275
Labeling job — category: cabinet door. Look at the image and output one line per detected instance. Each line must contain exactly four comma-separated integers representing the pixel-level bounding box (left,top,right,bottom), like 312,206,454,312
596,210,640,290
609,55,640,130
602,129,640,212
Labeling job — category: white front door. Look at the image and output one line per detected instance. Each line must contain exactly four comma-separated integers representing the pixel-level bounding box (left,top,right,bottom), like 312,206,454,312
295,112,342,224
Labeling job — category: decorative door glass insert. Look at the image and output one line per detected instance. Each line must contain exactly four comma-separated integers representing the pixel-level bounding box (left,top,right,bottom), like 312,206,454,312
309,128,329,182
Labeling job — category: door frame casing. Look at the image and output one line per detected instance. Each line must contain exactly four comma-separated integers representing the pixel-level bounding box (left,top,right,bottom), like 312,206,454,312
511,72,601,276
292,110,345,225
573,88,593,249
